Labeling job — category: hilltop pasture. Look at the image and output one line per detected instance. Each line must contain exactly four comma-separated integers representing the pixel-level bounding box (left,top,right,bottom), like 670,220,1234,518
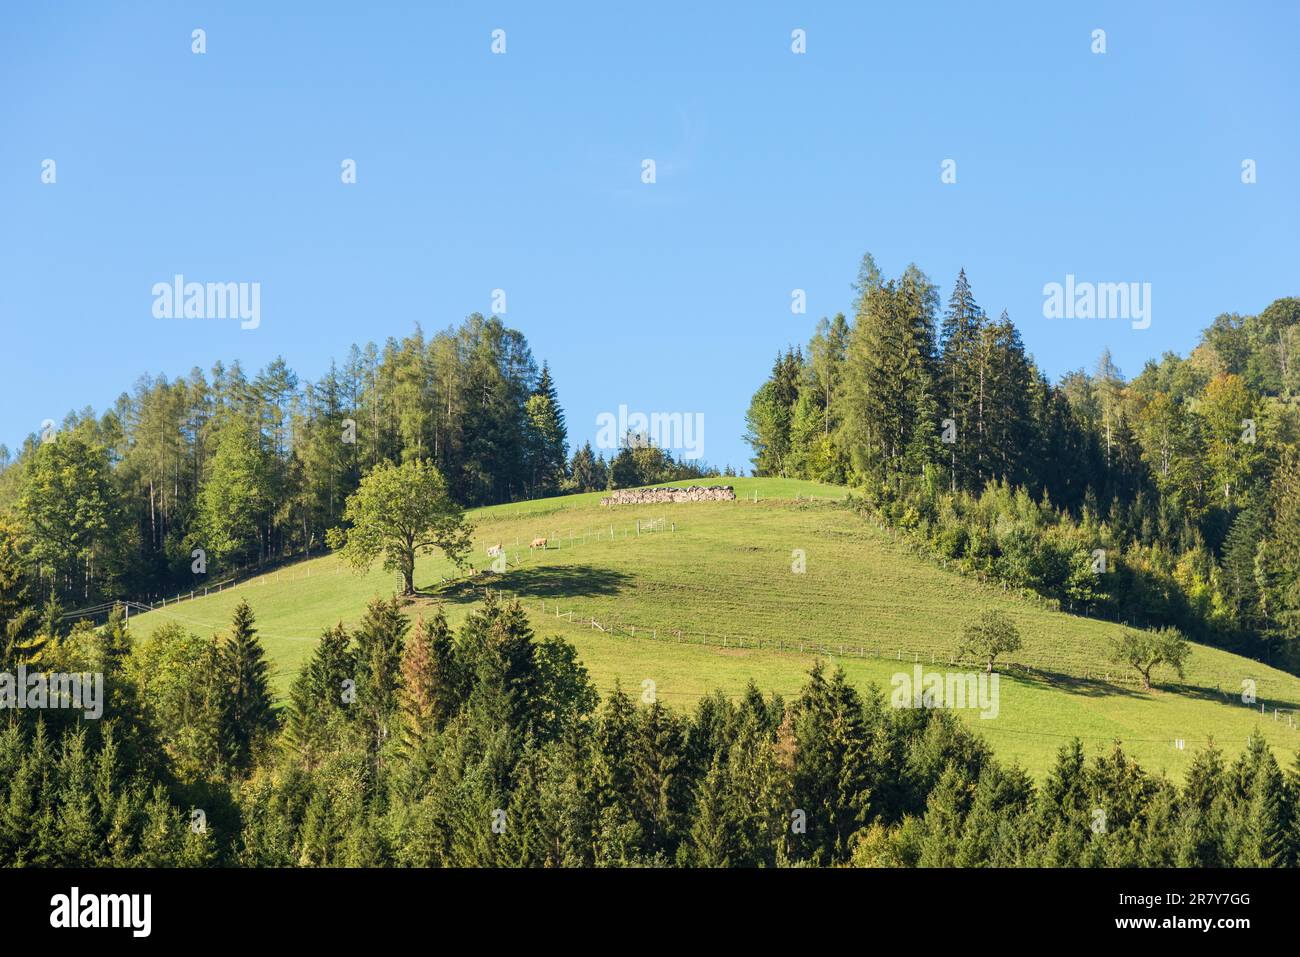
129,477,1300,779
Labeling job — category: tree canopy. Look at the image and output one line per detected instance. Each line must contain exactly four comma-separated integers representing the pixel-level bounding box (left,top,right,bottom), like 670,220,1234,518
327,459,473,595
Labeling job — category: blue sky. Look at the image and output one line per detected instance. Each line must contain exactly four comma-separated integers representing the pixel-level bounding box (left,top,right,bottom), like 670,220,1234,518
2,1,1297,471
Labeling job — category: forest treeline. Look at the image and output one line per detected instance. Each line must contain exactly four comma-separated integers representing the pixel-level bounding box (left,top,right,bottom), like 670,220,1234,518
746,256,1300,668
1,584,1295,868
0,314,708,603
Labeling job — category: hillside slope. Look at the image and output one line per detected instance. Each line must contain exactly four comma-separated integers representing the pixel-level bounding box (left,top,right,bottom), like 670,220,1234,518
128,477,1300,778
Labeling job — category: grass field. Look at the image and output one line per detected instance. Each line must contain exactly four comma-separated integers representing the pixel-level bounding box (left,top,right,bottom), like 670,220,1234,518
128,476,1300,779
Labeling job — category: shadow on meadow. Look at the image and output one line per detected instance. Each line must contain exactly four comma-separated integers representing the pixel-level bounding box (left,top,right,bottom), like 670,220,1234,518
1013,667,1300,714
1013,668,1149,700
421,563,634,606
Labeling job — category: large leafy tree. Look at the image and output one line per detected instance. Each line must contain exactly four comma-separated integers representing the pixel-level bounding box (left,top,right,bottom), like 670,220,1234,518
1108,626,1191,690
327,459,472,595
956,609,1023,673
1199,373,1262,507
127,622,231,782
17,429,121,597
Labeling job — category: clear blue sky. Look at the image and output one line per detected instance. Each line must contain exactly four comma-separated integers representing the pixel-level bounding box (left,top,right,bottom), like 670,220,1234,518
2,1,1297,471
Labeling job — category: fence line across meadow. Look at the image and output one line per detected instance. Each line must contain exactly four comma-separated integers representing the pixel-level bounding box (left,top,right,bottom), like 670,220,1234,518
57,506,1300,723
58,514,682,625
497,591,1300,719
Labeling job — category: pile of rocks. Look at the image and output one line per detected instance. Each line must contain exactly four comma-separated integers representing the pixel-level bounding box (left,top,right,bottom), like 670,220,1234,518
601,485,736,506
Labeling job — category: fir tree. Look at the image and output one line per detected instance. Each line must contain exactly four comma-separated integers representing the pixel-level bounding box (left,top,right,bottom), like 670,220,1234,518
398,607,456,754
220,599,275,772
352,595,409,763
283,622,354,769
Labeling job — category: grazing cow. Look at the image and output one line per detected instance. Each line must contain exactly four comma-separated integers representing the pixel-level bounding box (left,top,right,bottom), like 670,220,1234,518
529,537,548,549
486,543,503,557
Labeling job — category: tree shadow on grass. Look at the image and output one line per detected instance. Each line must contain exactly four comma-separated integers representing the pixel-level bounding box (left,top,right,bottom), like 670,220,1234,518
1012,668,1300,713
417,563,634,607
1012,668,1148,700
1162,681,1300,714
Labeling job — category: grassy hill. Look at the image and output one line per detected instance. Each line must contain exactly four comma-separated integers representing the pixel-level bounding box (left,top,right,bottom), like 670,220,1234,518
127,476,1300,779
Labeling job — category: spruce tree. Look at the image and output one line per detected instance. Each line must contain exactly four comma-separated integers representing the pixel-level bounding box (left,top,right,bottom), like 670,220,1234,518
687,754,737,867
284,622,353,768
220,599,275,772
1033,739,1091,865
0,520,39,671
790,663,872,864
524,363,569,496
398,607,456,753
1234,734,1293,866
1177,743,1229,866
938,268,985,491
352,595,409,762
568,441,599,492
630,700,689,855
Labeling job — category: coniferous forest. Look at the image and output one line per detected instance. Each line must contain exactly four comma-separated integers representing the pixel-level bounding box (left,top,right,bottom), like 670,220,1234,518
3,591,1298,869
747,255,1300,671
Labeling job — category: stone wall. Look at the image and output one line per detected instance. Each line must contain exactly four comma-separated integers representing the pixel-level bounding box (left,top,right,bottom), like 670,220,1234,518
601,485,736,506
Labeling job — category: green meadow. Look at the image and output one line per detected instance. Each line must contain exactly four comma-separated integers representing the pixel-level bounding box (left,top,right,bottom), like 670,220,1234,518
129,476,1300,779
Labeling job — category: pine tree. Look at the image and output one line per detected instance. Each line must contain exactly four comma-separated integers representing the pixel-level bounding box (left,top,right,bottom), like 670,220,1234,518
220,599,275,772
568,441,600,492
840,263,939,486
15,589,63,669
744,351,802,476
283,622,353,768
0,521,40,671
98,604,131,675
1236,735,1293,866
630,700,689,855
592,682,639,831
938,269,986,491
352,595,409,763
479,598,541,735
1259,448,1300,643
524,363,569,496
1222,507,1264,630
980,311,1035,487
1033,740,1091,865
790,663,872,864
687,754,737,866
399,607,456,753
1176,743,1229,866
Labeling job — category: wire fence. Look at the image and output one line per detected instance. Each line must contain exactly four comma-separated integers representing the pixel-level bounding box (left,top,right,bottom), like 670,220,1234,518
57,506,1300,723
503,591,1300,718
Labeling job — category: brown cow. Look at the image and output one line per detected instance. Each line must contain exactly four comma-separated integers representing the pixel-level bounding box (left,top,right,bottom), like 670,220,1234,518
529,537,548,549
